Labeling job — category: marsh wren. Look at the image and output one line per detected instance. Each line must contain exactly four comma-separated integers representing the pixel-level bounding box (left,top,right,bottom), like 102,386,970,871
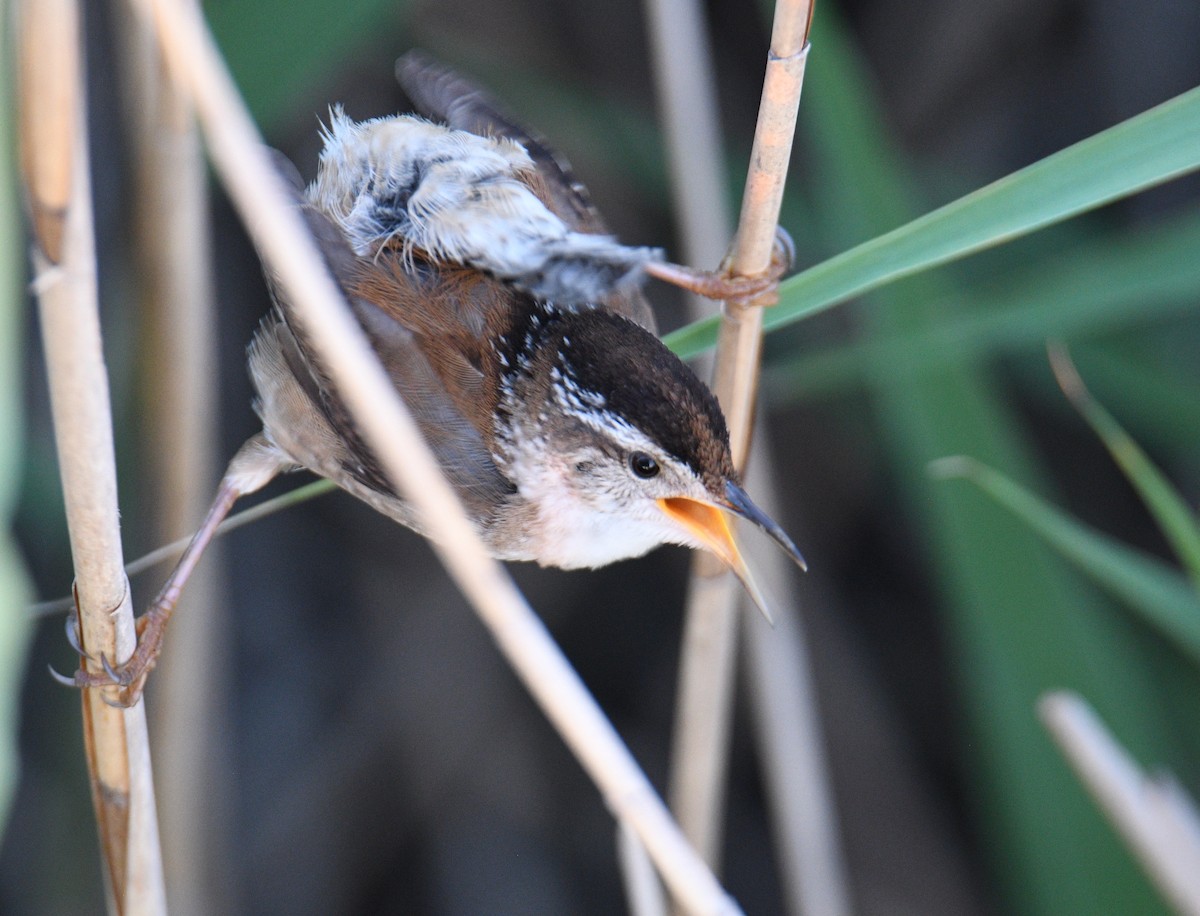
63,52,804,705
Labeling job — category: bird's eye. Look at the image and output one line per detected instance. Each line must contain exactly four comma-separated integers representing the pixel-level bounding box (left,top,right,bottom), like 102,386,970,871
629,452,660,479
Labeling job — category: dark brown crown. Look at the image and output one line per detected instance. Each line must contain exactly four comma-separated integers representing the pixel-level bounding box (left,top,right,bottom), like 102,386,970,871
549,309,736,490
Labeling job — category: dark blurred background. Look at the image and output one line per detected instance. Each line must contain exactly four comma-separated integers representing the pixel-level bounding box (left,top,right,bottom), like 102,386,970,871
5,0,1200,913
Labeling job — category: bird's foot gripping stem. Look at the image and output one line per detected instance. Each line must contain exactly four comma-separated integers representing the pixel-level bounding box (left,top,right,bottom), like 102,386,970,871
50,434,288,708
644,227,795,307
52,604,170,708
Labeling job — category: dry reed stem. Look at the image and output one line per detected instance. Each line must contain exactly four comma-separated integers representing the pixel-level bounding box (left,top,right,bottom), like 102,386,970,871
16,0,73,263
668,570,740,868
618,820,670,916
118,2,227,912
642,0,740,868
18,0,166,912
1040,692,1200,914
742,448,851,916
643,0,733,342
668,0,813,870
136,0,741,911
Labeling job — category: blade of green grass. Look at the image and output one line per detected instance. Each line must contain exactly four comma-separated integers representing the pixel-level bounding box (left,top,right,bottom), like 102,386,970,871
666,82,1200,360
1048,347,1200,589
802,8,1177,914
1050,343,1200,452
763,210,1200,398
933,456,1200,665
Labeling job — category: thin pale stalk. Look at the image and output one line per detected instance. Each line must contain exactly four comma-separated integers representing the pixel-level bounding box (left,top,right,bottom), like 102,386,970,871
19,0,166,912
618,821,670,916
643,0,736,872
136,0,739,912
667,0,813,871
118,2,226,912
742,445,851,916
1040,692,1200,914
643,0,732,345
669,569,741,869
28,480,338,620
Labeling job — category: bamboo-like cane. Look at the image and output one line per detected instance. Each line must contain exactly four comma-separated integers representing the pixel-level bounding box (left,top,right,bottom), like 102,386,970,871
667,0,814,872
133,0,741,912
643,0,732,348
117,2,227,912
18,0,166,912
1040,692,1200,914
643,5,838,904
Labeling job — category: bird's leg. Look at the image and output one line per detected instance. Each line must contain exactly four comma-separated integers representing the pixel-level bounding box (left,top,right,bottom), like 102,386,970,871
60,435,289,707
644,226,795,307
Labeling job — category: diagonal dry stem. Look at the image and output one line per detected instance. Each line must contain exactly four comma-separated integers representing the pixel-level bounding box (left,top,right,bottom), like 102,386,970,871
18,0,166,912
134,0,741,912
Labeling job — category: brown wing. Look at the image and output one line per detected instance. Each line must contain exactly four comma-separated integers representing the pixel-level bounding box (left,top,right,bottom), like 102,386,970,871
395,51,657,333
263,160,514,516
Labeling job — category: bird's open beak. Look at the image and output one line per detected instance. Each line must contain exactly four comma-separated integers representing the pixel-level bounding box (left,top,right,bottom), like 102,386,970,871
657,481,806,624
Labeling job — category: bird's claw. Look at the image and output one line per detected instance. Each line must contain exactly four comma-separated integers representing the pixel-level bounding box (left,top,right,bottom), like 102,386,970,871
717,226,796,306
100,686,141,709
101,653,123,684
47,664,78,688
50,609,165,707
61,656,151,707
64,612,87,657
770,225,797,275
645,226,795,307
713,273,781,307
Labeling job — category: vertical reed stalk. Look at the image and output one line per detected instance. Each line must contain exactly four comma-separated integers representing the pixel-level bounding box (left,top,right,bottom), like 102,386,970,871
643,0,733,353
118,1,226,912
667,0,814,872
18,0,166,911
742,447,851,916
618,820,670,916
135,0,740,911
639,0,732,898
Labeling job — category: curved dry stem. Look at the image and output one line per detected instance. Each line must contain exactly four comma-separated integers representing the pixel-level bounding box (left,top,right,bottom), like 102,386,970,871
135,0,740,912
